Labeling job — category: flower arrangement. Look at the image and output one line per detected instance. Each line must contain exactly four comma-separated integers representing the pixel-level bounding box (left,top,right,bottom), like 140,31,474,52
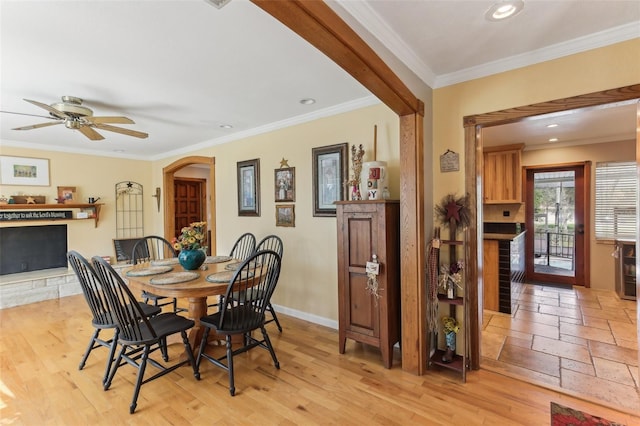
442,316,459,334
172,221,207,251
438,260,464,293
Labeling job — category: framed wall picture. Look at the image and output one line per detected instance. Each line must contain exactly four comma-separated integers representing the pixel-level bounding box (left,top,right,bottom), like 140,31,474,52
276,204,295,227
274,167,295,202
57,186,77,204
0,155,50,186
237,159,260,216
312,143,348,217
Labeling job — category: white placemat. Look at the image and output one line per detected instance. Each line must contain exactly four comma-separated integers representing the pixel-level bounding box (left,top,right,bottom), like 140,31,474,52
149,271,199,284
206,270,254,283
224,261,261,271
150,258,179,266
205,255,233,264
126,265,173,277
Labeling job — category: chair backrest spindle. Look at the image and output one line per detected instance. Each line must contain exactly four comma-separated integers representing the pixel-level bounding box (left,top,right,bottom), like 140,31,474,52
93,256,158,343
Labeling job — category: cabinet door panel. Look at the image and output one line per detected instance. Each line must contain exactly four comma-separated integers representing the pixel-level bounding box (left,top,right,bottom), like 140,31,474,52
347,273,377,335
347,217,373,268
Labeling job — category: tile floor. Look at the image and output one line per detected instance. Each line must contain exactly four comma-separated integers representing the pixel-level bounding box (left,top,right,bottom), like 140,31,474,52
481,283,640,413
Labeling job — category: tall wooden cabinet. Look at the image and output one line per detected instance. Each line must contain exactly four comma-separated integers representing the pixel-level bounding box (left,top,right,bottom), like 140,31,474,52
336,200,400,369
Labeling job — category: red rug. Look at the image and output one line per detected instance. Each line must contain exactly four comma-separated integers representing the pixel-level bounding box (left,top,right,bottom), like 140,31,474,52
551,402,625,426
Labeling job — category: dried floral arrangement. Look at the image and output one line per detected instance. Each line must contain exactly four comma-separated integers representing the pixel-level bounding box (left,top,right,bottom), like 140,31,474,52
434,193,471,229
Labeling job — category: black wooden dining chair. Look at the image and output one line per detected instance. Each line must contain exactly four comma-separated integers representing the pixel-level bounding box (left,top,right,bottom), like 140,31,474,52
92,256,200,414
132,235,183,313
251,235,284,331
207,232,256,310
67,250,161,385
196,249,281,396
230,232,256,261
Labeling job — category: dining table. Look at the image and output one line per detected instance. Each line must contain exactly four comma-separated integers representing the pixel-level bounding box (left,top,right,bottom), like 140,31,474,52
123,255,246,356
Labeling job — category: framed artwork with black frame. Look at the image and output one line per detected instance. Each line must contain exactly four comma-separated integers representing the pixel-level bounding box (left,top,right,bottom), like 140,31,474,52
312,143,348,217
274,167,295,202
276,204,295,227
237,159,260,216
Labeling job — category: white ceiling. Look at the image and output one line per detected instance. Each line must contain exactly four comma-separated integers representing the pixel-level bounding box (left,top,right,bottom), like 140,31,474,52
1,0,638,160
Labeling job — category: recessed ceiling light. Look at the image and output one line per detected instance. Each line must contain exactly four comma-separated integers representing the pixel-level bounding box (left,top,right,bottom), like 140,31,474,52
546,123,559,128
485,0,524,21
300,98,316,105
113,149,125,153
548,138,559,143
219,124,233,129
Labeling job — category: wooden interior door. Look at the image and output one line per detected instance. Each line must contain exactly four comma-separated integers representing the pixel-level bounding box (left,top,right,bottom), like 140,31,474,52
174,178,207,250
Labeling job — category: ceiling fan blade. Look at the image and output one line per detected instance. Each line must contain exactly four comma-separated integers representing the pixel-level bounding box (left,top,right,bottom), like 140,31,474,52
94,123,148,139
12,121,63,130
0,110,59,120
23,99,69,119
78,125,105,141
85,116,135,124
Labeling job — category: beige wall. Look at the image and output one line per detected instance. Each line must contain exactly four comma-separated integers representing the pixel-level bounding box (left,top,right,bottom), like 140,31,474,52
433,39,640,291
0,148,152,257
1,103,398,323
152,103,398,323
150,103,399,323
523,139,636,290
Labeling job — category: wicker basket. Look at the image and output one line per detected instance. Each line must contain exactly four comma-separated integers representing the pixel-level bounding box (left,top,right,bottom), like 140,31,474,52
11,195,46,204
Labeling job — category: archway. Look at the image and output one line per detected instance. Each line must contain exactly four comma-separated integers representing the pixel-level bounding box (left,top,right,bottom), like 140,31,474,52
163,156,217,254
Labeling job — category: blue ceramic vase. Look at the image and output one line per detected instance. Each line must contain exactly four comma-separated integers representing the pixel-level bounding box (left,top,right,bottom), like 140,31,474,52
445,331,456,351
178,249,206,270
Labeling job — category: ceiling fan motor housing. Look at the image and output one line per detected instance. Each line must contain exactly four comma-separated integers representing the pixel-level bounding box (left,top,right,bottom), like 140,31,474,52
51,96,93,118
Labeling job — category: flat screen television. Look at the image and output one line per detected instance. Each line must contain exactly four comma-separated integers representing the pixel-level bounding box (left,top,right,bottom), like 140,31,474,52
0,225,68,275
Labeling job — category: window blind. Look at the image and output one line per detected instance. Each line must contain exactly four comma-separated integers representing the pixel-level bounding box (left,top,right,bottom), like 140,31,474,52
594,161,637,240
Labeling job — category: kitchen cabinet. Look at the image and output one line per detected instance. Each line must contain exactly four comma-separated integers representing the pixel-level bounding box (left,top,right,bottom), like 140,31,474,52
336,200,400,369
483,239,499,311
483,144,524,204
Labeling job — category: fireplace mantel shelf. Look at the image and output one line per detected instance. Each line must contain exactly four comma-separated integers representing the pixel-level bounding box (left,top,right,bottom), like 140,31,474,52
0,203,104,227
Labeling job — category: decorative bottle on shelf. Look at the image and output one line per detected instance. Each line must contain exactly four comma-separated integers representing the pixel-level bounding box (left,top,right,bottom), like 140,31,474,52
447,280,455,299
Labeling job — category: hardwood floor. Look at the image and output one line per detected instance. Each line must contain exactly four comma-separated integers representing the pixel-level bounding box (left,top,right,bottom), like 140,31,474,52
1,295,638,425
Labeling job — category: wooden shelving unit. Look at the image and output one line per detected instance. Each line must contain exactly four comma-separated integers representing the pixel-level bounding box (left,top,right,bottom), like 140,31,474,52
428,229,469,382
0,203,104,227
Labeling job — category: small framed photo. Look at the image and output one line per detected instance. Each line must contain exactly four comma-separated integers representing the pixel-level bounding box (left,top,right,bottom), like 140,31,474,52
57,186,77,204
237,159,260,216
312,143,348,217
275,204,295,227
274,167,295,202
0,155,50,186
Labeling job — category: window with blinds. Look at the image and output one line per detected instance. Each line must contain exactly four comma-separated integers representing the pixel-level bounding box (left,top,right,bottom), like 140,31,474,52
594,161,637,240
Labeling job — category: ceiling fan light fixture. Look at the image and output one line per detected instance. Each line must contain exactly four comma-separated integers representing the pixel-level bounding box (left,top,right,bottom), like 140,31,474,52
485,0,524,22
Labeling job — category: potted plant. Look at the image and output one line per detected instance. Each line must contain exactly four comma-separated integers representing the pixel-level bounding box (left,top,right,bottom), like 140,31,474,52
172,221,207,270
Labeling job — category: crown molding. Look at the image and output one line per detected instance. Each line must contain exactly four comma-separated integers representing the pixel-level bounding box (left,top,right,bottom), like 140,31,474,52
435,22,639,88
151,95,381,161
336,0,639,89
334,0,437,87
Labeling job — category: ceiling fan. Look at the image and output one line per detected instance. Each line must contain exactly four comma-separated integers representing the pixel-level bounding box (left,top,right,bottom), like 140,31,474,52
2,96,148,141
